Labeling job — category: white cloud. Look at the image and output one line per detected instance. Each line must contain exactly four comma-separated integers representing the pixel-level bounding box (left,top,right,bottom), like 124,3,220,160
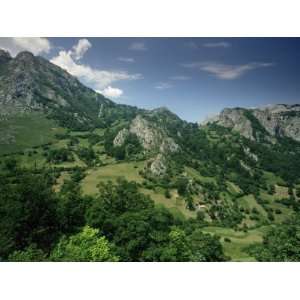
169,75,190,81
182,61,274,80
118,57,135,63
51,39,142,91
155,82,173,90
72,38,91,60
129,42,147,51
0,37,51,56
203,42,231,48
97,86,123,98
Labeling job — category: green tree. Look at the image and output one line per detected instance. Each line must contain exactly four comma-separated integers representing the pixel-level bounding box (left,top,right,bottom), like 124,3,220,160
86,179,154,229
8,244,47,262
160,227,193,262
176,177,189,196
0,174,59,259
50,226,119,262
188,229,226,261
164,189,171,199
58,180,89,234
248,225,300,261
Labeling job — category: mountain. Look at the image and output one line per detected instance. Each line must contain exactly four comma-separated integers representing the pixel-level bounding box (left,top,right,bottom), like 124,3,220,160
0,49,300,261
202,104,300,142
0,49,140,130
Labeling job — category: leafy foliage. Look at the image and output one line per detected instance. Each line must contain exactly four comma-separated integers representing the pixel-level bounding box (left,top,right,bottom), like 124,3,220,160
248,223,300,261
50,226,119,262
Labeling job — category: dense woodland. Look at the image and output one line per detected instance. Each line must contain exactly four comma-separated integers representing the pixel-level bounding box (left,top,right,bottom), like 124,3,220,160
0,163,227,261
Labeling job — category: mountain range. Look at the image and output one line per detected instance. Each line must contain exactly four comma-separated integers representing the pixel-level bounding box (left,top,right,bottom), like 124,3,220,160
1,48,300,261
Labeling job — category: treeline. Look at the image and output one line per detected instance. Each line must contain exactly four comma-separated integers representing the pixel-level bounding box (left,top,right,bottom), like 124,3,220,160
0,163,226,262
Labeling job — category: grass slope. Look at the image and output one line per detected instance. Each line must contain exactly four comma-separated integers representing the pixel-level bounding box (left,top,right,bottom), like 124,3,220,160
0,113,65,155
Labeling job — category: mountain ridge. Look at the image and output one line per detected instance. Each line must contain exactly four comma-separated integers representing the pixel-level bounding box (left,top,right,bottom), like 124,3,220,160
201,104,300,142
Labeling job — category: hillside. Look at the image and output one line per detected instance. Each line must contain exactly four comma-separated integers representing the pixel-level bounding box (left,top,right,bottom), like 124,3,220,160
0,49,300,261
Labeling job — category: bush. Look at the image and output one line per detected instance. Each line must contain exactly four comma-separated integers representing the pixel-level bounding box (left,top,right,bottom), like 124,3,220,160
164,189,171,199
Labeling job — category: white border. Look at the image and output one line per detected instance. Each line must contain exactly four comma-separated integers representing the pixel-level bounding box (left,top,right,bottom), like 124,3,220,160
0,0,300,37
1,1,300,299
0,263,299,300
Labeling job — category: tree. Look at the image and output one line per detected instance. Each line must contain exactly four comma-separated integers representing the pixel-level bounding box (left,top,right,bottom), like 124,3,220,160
164,189,171,199
8,244,47,262
58,180,89,234
50,226,119,262
86,179,154,229
296,187,300,198
0,173,59,259
160,227,193,262
176,177,189,196
268,184,276,195
70,167,85,183
3,158,18,173
248,225,300,261
188,229,226,261
114,146,126,160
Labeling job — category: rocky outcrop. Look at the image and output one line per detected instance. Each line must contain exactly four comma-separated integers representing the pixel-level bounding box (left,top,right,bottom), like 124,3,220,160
113,114,180,176
114,115,180,153
129,115,163,151
113,128,129,146
150,154,167,176
202,104,300,142
216,108,254,140
253,105,300,141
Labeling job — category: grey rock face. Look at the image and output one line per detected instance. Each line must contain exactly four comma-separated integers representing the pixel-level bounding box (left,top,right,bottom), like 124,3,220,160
203,104,300,142
129,115,163,151
113,128,130,146
215,108,254,141
0,49,111,125
116,115,180,153
113,114,180,176
253,105,300,141
150,154,167,176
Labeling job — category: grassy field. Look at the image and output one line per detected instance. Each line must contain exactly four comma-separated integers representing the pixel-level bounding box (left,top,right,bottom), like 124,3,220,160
202,226,270,261
81,161,145,195
0,113,65,155
185,166,216,184
141,187,196,219
80,161,197,218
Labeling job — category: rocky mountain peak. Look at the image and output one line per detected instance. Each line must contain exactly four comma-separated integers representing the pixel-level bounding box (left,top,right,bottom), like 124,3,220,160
203,104,300,142
0,49,12,64
15,51,35,61
0,49,114,129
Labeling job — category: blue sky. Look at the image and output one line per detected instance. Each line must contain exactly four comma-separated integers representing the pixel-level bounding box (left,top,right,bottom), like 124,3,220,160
1,37,300,122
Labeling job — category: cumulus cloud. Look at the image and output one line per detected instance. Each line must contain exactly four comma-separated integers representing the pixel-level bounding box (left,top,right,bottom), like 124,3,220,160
0,37,51,56
129,42,147,51
169,75,190,81
155,82,173,90
51,39,142,91
71,38,91,60
182,61,274,80
203,41,231,48
97,86,123,98
118,57,135,63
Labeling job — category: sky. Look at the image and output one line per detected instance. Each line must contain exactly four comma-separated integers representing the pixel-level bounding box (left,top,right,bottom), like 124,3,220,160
0,37,300,122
